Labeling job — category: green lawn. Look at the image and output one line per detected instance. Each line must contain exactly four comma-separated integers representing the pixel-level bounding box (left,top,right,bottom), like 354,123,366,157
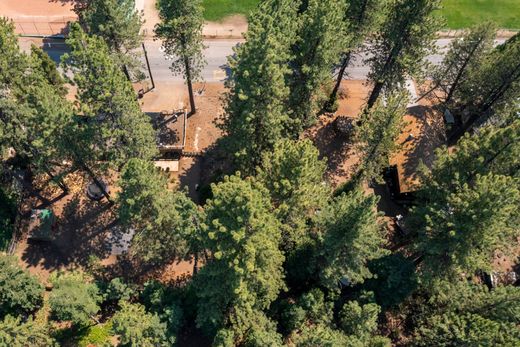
202,0,520,29
440,0,520,29
202,0,259,22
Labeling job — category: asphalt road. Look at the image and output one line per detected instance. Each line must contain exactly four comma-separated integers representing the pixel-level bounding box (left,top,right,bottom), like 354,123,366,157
39,38,505,83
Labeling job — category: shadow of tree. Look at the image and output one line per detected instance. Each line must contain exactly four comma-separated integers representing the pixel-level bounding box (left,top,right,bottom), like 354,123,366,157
21,193,116,271
310,119,356,184
400,105,446,186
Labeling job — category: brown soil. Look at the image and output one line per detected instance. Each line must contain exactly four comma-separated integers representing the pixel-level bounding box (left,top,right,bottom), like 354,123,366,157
305,80,369,187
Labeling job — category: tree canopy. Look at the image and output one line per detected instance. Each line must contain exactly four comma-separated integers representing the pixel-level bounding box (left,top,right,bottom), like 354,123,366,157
0,255,43,318
195,174,284,343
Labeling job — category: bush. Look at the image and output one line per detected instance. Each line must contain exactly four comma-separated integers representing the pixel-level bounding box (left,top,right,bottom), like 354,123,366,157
49,272,101,326
78,322,112,347
0,254,43,318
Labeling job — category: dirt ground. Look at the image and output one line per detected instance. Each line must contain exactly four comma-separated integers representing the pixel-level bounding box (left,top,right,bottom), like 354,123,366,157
13,78,449,286
1,0,76,36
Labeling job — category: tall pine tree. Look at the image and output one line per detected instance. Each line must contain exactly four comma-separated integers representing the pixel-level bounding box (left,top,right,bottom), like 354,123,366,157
155,0,206,114
289,0,347,129
195,175,284,344
221,0,299,173
62,23,157,200
328,0,389,107
364,0,441,110
80,0,145,80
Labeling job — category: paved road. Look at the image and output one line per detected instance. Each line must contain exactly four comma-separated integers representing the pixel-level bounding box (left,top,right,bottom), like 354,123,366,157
39,38,505,83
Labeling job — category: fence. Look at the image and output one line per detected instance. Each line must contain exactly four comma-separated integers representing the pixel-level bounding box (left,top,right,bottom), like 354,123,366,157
12,16,76,37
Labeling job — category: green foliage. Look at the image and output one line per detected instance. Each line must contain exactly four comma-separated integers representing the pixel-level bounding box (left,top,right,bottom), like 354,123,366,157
140,280,184,338
111,301,170,347
318,189,388,289
293,324,352,347
0,254,43,318
411,124,520,279
365,0,441,108
156,0,205,81
356,91,408,184
413,281,520,346
0,182,20,251
257,139,329,251
415,173,519,279
78,322,113,347
195,174,284,341
339,301,380,338
30,45,67,97
0,19,73,178
80,0,145,79
102,277,136,302
63,23,157,173
427,22,496,105
221,0,299,172
289,0,347,130
346,0,388,50
298,289,334,326
0,315,56,347
118,158,202,264
453,32,520,131
367,254,418,308
156,0,206,112
49,272,101,326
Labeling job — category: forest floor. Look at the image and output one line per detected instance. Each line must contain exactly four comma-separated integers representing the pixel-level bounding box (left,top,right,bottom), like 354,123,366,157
14,79,444,285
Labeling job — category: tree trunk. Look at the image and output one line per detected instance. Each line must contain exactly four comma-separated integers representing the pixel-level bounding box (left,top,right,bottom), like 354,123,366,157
444,38,484,105
327,52,352,107
45,168,68,194
366,81,384,111
122,64,131,82
184,56,196,115
79,161,113,204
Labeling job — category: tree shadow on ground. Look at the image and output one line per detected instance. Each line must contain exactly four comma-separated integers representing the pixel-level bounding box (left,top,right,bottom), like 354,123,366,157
310,119,357,185
21,193,116,271
400,105,446,185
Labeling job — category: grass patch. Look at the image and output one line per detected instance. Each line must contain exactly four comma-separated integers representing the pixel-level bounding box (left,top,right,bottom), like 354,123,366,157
439,0,520,29
202,0,259,21
201,0,520,29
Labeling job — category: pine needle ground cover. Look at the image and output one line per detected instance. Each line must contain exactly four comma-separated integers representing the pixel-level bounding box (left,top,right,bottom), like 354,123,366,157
202,0,520,29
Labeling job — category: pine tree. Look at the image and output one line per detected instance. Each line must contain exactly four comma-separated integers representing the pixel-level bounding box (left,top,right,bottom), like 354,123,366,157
155,0,206,114
317,188,388,290
0,316,56,347
410,122,520,278
63,23,157,200
328,0,389,107
256,139,329,252
118,158,202,265
411,173,520,279
289,0,347,129
221,0,299,173
355,91,407,184
195,175,284,343
80,0,145,80
413,281,520,346
364,0,441,110
450,33,520,141
420,22,496,105
0,255,43,318
49,272,101,326
0,19,72,191
30,45,67,97
111,301,170,346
